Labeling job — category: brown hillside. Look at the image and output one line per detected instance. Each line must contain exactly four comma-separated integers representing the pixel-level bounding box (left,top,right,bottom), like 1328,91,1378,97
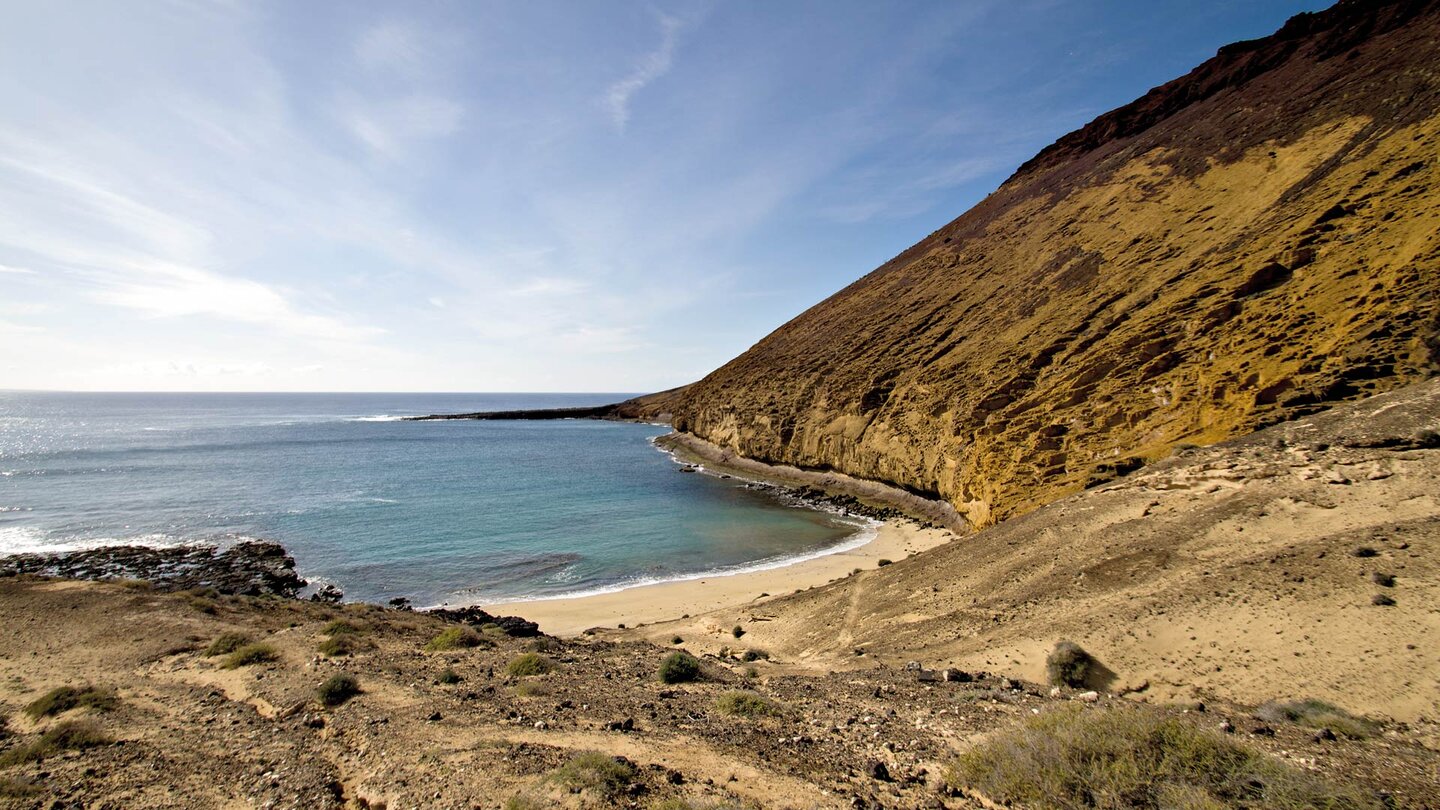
672,0,1440,527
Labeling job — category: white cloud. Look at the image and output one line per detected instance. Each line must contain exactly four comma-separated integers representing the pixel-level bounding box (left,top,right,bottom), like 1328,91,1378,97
340,94,464,158
0,263,36,275
604,13,682,131
94,260,382,342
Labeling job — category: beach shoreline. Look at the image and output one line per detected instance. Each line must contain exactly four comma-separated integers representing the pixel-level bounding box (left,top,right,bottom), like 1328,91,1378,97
480,519,951,637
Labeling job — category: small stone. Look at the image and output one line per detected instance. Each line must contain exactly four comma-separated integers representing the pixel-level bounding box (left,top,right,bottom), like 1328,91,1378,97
1251,724,1276,737
426,712,442,722
942,668,972,683
1325,470,1351,485
1075,691,1100,703
1314,728,1337,742
1219,720,1235,734
533,720,547,730
864,760,892,781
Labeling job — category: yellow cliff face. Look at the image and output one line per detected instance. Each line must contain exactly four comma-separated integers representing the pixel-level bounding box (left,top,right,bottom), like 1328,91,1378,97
672,0,1440,527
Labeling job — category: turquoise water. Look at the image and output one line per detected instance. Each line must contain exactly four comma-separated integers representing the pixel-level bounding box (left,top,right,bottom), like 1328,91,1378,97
0,392,868,606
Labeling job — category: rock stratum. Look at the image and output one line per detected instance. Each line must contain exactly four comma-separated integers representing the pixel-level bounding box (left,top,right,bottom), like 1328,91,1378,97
670,0,1440,527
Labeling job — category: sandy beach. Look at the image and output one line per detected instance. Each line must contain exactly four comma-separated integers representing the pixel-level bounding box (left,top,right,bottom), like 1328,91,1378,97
481,520,952,637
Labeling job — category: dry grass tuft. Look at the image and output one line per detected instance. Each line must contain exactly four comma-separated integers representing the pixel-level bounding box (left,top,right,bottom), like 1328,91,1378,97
425,625,487,652
23,685,117,720
221,643,279,670
1255,699,1379,739
714,690,780,717
505,652,552,677
945,704,1379,809
0,720,110,766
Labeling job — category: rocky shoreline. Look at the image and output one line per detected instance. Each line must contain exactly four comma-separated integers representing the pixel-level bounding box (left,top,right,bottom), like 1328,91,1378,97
0,541,309,598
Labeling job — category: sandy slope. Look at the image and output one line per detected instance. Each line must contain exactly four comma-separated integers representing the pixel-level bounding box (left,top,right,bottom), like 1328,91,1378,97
648,380,1440,727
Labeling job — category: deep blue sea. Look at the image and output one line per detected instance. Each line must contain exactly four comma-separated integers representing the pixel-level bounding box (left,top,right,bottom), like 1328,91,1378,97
0,392,869,606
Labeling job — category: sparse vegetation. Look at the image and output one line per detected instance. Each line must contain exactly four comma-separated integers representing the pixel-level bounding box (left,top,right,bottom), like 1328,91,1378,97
671,635,684,644
188,597,218,614
23,685,117,720
714,690,780,717
740,648,769,662
658,651,701,684
877,558,893,567
1372,593,1396,606
116,578,152,591
221,642,279,669
203,632,251,657
436,667,462,684
730,625,745,638
1255,699,1379,739
316,673,361,707
946,705,1380,809
0,775,42,797
317,634,358,657
322,619,366,636
503,795,546,810
425,625,486,652
549,751,636,798
0,720,110,766
1046,640,1093,688
506,652,552,677
650,799,744,810
512,682,547,697
1371,571,1395,587
1352,546,1378,558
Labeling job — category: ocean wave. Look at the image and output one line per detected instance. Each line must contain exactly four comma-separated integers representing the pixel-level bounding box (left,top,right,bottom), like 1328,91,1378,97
0,527,201,556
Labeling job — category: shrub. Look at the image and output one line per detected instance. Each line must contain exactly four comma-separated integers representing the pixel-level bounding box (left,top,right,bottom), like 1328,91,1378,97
322,619,366,636
658,651,701,684
436,668,462,684
550,751,635,798
1372,593,1396,606
1046,640,1093,688
204,632,251,657
221,643,279,669
1255,699,1379,739
714,690,780,717
740,649,769,662
649,800,743,810
0,776,42,797
0,720,110,766
23,685,117,720
1351,547,1378,558
425,625,486,652
1370,572,1395,587
731,625,745,638
945,704,1379,809
877,558,893,567
512,682,547,697
317,674,361,707
188,597,218,615
504,796,546,810
671,635,684,645
506,652,552,677
317,635,358,657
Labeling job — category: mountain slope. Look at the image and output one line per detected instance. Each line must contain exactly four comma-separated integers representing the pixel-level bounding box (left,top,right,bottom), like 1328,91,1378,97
672,0,1440,527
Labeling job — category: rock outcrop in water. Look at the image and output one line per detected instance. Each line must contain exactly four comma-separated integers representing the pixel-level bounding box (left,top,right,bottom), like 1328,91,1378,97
669,0,1440,527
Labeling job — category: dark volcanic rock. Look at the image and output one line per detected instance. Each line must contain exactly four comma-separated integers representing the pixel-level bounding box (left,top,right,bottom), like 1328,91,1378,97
427,605,542,637
0,540,307,597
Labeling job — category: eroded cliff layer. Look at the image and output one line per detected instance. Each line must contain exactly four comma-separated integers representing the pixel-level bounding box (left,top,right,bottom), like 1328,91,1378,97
673,0,1440,526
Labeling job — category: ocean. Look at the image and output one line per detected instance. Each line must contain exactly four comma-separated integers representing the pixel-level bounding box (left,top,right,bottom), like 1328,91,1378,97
0,391,870,606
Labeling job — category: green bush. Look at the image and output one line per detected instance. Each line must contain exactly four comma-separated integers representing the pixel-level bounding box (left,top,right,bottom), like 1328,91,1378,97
740,648,769,662
658,651,701,684
436,667,462,684
506,652,552,677
425,625,486,651
1045,640,1093,688
671,635,684,645
23,685,117,720
714,690,780,717
1255,699,1379,739
221,643,279,669
550,751,635,798
317,674,361,707
203,632,251,657
0,720,110,766
877,558,893,567
322,619,366,636
945,704,1379,809
317,634,359,657
731,625,745,638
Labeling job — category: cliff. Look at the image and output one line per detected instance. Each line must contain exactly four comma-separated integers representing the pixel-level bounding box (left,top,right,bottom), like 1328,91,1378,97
672,0,1440,526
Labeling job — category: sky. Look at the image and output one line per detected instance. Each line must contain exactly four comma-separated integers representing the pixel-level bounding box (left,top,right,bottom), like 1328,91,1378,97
0,0,1332,393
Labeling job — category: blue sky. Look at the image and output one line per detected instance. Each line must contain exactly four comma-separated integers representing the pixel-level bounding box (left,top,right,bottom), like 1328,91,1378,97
0,0,1330,392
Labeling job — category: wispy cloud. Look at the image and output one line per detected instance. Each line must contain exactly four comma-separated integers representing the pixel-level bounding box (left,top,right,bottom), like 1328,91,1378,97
0,263,36,275
604,13,682,131
94,260,382,342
